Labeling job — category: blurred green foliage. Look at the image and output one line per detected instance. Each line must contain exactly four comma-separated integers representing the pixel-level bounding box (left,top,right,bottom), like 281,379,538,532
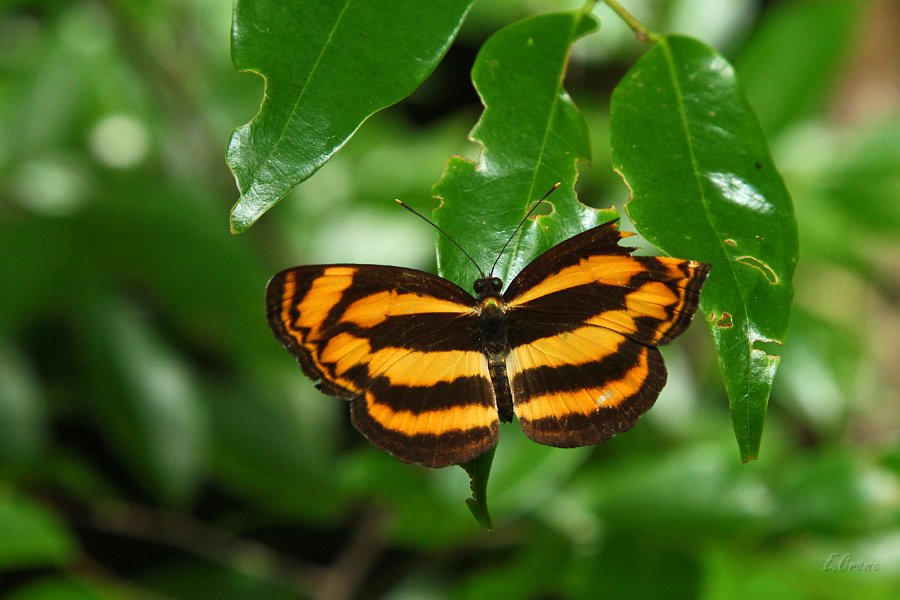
0,0,897,599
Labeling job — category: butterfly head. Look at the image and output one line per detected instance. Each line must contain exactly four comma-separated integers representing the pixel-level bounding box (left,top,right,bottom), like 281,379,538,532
473,276,503,299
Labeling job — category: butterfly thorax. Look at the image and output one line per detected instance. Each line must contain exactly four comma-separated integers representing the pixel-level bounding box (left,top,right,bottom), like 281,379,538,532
474,277,514,422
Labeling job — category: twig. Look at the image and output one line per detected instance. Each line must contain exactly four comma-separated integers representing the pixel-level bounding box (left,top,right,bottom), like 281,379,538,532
602,0,660,42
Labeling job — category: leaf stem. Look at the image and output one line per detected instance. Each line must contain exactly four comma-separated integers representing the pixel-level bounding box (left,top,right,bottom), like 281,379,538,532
602,0,659,43
460,445,496,530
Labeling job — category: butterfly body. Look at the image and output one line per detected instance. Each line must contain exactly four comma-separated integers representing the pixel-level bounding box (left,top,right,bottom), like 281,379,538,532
474,284,515,422
267,220,710,468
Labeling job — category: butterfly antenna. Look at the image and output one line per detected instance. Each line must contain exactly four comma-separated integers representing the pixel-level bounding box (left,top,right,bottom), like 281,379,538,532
395,199,487,278
489,182,561,277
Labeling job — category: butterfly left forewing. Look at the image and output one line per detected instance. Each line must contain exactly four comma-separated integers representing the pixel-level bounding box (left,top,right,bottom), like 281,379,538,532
502,221,710,447
266,265,499,467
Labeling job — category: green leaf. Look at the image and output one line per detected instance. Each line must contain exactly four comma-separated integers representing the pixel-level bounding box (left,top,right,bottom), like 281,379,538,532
461,444,495,530
0,493,76,569
227,0,475,233
610,35,798,461
432,9,611,522
433,10,607,290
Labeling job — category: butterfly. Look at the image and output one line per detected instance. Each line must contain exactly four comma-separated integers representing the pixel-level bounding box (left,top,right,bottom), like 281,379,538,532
266,193,710,468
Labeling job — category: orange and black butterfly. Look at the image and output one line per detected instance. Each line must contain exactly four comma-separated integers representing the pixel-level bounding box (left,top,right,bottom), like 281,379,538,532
266,190,710,468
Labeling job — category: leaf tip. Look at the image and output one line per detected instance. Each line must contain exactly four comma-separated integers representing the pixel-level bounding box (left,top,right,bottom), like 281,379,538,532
229,193,265,234
229,215,249,235
465,498,494,531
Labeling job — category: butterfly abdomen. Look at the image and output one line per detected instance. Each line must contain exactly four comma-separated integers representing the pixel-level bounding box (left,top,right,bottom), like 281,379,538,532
478,295,514,422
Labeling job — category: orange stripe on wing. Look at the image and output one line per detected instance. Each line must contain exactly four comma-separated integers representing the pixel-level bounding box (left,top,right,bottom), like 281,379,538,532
363,391,497,437
585,309,638,335
293,267,356,338
624,280,678,321
509,326,622,370
508,255,644,306
319,330,488,388
513,347,651,422
367,347,487,387
342,290,473,328
278,270,303,346
278,267,356,383
319,332,371,380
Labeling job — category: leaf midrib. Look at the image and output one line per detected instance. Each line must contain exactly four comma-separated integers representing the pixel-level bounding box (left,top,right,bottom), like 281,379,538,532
506,13,587,283
658,37,755,440
248,0,354,186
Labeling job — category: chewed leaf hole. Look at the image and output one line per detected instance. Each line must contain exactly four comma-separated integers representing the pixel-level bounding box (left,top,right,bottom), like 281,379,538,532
707,311,733,328
528,201,554,219
752,338,783,357
736,255,779,284
716,311,733,328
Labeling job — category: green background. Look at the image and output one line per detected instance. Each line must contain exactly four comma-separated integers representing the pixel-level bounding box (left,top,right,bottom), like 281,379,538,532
1,0,897,598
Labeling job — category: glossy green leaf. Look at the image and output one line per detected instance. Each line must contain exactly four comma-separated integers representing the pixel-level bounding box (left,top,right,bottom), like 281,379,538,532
227,0,475,233
0,494,76,569
610,35,797,461
433,10,607,290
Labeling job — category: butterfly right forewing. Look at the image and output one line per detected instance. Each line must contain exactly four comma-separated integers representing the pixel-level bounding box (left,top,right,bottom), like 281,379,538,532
502,221,710,447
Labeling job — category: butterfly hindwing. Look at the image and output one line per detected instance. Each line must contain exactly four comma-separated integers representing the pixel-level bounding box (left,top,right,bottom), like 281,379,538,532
503,221,710,446
266,265,499,467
